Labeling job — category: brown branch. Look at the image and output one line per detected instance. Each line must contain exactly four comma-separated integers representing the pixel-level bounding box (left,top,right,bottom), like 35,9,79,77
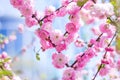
32,1,73,24
92,31,117,80
70,33,103,68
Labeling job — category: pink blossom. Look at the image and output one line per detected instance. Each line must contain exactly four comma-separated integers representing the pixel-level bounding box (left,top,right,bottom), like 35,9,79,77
1,51,8,59
18,24,24,33
50,30,63,45
80,9,94,24
9,34,17,41
19,2,34,17
52,53,68,68
106,29,113,38
89,39,96,45
40,40,53,51
117,59,120,70
91,3,114,18
65,22,78,34
62,68,76,80
56,7,67,17
101,59,110,65
34,11,45,20
100,23,109,33
45,5,55,16
61,0,70,6
93,36,107,48
55,42,67,53
66,2,80,15
43,15,55,23
91,27,101,36
75,54,89,70
69,13,81,25
64,34,74,45
74,39,84,47
10,0,24,8
41,22,53,33
35,28,49,40
25,17,38,27
83,0,94,10
3,38,9,44
85,48,96,58
105,47,114,52
99,65,110,76
21,46,27,54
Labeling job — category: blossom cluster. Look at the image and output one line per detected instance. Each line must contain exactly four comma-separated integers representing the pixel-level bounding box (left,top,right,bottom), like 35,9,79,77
10,0,120,80
0,34,16,49
0,52,21,80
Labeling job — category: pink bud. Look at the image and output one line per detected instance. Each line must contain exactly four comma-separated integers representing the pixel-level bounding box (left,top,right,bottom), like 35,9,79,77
1,51,8,59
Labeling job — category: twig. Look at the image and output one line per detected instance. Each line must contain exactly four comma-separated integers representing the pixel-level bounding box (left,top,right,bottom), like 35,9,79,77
70,33,103,67
92,31,117,80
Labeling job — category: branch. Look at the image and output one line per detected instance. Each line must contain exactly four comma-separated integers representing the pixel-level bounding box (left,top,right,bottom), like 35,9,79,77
92,31,117,80
70,33,103,68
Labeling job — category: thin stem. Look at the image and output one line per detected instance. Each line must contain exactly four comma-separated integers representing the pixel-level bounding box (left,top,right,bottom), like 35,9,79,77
92,31,117,80
70,33,103,68
32,1,73,23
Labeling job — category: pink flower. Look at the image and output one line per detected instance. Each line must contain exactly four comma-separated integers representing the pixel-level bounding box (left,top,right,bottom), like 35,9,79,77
99,65,110,76
55,43,67,53
65,22,78,34
66,2,80,15
56,7,67,17
99,23,109,33
35,28,49,40
62,68,76,80
19,2,34,17
52,53,68,68
3,38,9,44
64,34,74,45
50,30,63,45
45,6,55,16
83,0,94,10
117,59,120,70
69,13,81,25
80,9,94,24
1,51,8,59
41,22,53,33
74,39,84,47
85,48,96,58
91,27,101,35
43,15,55,23
10,0,24,8
40,40,53,51
64,33,78,45
18,24,24,33
93,36,107,48
91,3,114,18
9,34,17,41
75,54,89,70
25,17,38,27
61,0,70,6
101,59,109,64
106,29,113,38
105,47,114,52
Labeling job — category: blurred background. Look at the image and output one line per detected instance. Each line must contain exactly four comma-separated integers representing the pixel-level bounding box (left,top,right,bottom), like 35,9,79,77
0,0,115,80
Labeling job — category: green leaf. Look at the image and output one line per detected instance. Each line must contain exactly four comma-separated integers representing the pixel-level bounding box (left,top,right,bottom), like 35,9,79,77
0,70,12,77
106,18,111,24
77,0,88,7
3,58,11,63
0,62,3,66
116,35,120,52
36,53,40,61
110,0,120,16
39,21,42,26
